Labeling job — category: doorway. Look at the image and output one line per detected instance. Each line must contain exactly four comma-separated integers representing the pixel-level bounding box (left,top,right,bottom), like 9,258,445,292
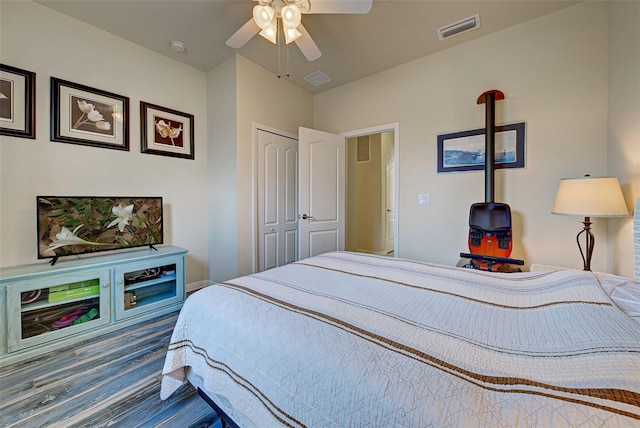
346,131,396,256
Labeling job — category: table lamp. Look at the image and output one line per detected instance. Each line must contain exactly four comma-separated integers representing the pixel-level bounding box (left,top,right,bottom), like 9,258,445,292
552,175,628,271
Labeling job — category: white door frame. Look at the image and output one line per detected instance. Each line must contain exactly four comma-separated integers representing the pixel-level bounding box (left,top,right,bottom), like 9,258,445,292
251,123,299,273
342,122,400,257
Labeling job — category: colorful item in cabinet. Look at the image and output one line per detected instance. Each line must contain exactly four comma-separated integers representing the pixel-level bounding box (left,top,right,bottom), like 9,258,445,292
71,308,99,325
51,307,99,329
21,289,42,304
125,291,137,309
48,279,100,303
48,285,100,303
49,279,100,293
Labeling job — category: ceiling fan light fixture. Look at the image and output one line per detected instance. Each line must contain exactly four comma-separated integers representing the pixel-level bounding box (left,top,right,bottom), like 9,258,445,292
281,4,301,29
259,22,278,44
253,5,275,30
284,27,302,44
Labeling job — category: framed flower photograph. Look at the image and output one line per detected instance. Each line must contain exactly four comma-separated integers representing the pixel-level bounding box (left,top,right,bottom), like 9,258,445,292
140,101,194,160
0,64,36,139
50,77,129,151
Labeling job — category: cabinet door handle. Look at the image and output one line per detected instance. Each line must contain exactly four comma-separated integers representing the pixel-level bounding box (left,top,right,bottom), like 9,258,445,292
105,281,112,288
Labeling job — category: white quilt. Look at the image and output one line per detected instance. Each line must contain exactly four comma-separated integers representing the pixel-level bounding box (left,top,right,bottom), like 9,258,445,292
161,252,640,427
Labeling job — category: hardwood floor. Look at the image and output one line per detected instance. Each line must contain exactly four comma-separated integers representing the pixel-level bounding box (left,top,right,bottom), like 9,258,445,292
0,311,220,428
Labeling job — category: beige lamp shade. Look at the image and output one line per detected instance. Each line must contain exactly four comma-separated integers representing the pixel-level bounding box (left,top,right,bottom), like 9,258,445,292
552,176,629,217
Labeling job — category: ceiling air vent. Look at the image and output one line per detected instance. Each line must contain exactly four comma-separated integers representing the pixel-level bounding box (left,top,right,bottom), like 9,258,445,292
303,71,332,86
437,14,480,41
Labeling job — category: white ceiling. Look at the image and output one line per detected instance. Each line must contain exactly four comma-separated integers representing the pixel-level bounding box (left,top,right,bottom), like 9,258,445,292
36,0,580,94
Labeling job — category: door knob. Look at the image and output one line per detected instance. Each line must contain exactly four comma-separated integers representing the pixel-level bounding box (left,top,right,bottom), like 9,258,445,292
301,213,314,220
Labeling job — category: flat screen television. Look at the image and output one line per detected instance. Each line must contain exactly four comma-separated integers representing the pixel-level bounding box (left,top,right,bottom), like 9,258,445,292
37,196,163,264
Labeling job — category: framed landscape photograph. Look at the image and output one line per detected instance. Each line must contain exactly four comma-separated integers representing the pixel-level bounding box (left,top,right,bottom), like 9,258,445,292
437,122,525,173
0,64,36,139
50,77,129,151
140,101,194,160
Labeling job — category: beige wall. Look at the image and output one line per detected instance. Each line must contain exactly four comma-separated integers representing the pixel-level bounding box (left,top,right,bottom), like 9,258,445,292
0,1,209,285
235,55,314,277
607,1,640,276
0,4,312,284
211,55,313,279
356,134,383,253
207,57,238,282
2,1,637,281
346,137,358,251
314,1,634,273
206,55,313,281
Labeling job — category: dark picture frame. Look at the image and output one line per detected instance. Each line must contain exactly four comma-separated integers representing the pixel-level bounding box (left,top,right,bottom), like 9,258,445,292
140,101,194,160
0,64,36,139
50,77,129,151
437,122,525,173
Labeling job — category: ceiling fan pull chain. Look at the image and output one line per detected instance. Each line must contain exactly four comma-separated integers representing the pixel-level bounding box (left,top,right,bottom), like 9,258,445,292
277,17,282,79
286,42,291,78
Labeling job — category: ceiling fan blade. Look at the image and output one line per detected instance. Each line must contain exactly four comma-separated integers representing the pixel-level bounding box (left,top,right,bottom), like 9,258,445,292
302,0,372,15
295,24,322,61
226,18,260,48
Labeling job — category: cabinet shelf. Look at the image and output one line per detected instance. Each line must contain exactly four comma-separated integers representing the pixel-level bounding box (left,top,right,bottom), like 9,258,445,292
21,294,100,313
125,273,177,292
129,290,177,309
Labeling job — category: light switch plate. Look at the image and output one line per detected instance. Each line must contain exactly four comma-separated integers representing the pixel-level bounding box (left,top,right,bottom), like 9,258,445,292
418,194,430,206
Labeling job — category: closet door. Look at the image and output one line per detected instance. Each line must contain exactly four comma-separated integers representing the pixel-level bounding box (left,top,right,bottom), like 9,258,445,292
256,129,298,271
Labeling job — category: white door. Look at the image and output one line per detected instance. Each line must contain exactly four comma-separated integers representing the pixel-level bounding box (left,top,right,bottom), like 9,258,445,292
385,156,395,254
256,129,298,271
298,127,346,260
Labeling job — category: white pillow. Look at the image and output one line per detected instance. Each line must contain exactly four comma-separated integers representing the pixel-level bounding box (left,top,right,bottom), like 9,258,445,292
595,271,640,324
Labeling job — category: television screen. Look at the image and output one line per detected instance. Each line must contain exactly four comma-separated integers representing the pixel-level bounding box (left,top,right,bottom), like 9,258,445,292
37,196,163,261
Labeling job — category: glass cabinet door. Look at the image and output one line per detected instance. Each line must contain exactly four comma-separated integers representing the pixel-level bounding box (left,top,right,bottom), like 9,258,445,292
6,269,110,352
113,255,184,320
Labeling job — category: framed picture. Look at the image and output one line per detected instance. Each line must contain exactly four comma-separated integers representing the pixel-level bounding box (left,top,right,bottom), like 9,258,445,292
140,101,194,160
437,122,525,173
50,77,129,151
0,64,36,139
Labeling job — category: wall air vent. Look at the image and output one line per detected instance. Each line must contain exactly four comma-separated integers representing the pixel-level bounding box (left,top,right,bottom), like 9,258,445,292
356,137,370,163
437,14,480,41
303,71,332,86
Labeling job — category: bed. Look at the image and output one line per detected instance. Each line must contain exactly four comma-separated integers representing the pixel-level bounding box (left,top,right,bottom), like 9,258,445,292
161,250,640,427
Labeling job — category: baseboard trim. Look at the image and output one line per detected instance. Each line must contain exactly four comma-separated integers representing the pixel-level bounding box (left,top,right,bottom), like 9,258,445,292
186,279,214,293
356,248,388,256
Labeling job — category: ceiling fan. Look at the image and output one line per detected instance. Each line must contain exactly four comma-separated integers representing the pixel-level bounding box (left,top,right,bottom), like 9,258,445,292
226,0,373,61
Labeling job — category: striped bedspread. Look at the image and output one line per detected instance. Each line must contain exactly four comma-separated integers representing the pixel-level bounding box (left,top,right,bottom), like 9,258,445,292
161,252,640,427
